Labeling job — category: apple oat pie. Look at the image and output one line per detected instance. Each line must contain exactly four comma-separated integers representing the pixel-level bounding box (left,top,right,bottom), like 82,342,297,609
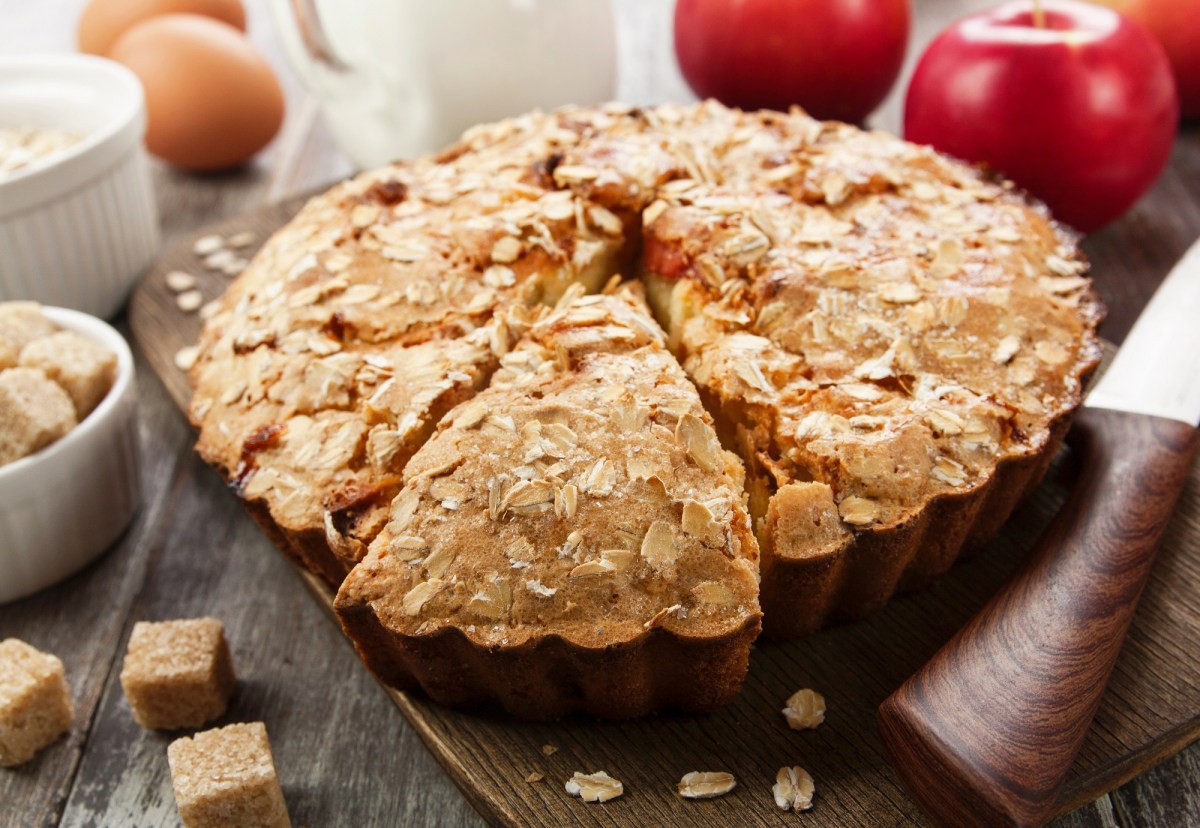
189,102,1102,716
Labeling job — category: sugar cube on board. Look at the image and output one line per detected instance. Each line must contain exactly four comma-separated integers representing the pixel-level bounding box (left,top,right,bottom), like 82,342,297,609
168,722,290,828
0,639,73,767
120,618,236,730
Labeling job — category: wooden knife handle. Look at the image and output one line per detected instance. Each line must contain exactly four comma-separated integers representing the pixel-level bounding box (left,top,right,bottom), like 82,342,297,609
877,407,1198,828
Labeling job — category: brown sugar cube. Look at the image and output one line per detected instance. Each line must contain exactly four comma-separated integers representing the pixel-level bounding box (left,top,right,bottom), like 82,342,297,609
168,722,290,828
0,367,77,467
19,330,117,418
0,301,58,369
0,639,74,766
119,618,236,730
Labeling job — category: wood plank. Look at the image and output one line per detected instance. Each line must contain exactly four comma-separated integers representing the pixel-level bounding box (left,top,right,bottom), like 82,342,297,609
1081,135,1200,343
128,197,309,412
1112,745,1200,827
0,345,195,827
127,196,1200,828
7,1,1199,825
55,451,482,828
2,8,460,825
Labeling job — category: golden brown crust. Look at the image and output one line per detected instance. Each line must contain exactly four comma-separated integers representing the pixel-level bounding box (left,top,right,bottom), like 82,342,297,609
190,101,1103,715
635,110,1102,636
189,108,637,583
333,287,762,715
336,603,760,719
758,414,1071,637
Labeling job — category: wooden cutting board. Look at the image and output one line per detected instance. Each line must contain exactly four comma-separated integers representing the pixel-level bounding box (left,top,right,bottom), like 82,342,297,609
129,198,1200,827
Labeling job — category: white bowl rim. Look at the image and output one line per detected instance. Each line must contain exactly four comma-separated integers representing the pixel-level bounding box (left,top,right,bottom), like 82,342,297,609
0,54,146,214
0,306,136,481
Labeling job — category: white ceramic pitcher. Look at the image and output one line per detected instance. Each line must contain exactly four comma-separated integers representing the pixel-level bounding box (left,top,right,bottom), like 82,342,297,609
270,0,618,168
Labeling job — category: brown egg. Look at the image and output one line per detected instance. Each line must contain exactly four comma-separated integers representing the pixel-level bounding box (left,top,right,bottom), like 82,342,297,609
110,14,285,171
78,0,246,56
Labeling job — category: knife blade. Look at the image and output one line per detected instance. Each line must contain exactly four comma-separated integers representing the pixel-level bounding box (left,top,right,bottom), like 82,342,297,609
877,241,1200,828
1087,237,1200,426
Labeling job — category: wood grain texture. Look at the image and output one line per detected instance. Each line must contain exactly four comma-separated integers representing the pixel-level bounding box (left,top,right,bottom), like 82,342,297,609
54,451,480,828
5,0,1200,825
0,346,194,828
879,410,1200,827
125,193,1200,828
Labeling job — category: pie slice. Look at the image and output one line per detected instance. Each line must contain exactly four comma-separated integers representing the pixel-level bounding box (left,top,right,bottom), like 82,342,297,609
190,110,642,584
334,285,761,718
640,119,1102,635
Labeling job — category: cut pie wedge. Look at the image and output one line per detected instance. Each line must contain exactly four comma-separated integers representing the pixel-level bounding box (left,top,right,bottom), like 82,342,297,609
334,285,761,718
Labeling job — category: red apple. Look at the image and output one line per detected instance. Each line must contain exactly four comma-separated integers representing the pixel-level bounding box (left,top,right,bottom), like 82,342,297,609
1089,0,1200,119
673,0,910,124
905,0,1178,233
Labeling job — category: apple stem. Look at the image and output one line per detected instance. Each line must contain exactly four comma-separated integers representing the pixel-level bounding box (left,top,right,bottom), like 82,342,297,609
1032,0,1046,28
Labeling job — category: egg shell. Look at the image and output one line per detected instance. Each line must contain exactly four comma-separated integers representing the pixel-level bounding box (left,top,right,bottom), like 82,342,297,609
78,0,246,57
110,14,285,171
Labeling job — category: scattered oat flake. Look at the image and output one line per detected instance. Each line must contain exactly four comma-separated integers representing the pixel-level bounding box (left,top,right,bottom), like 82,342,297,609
842,382,886,402
491,235,523,264
782,688,826,731
351,203,380,228
932,455,967,486
839,495,878,526
204,249,238,271
588,204,623,235
692,580,736,605
199,299,221,320
640,520,677,568
526,772,544,783
675,413,721,473
165,270,196,292
992,335,1021,365
926,408,965,437
226,230,256,248
681,499,715,537
402,579,445,616
173,345,200,371
565,771,623,803
879,282,922,304
643,199,669,226
176,290,204,312
541,744,558,756
192,234,223,255
643,603,683,629
773,766,815,812
1046,253,1081,277
1034,341,1070,366
554,164,600,183
678,771,736,799
570,559,614,578
525,579,556,598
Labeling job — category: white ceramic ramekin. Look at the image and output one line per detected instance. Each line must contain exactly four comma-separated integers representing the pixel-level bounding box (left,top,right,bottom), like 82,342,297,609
0,307,140,604
0,54,160,319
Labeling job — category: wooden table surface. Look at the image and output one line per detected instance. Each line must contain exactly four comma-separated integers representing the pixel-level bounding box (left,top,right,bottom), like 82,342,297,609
3,1,1198,826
